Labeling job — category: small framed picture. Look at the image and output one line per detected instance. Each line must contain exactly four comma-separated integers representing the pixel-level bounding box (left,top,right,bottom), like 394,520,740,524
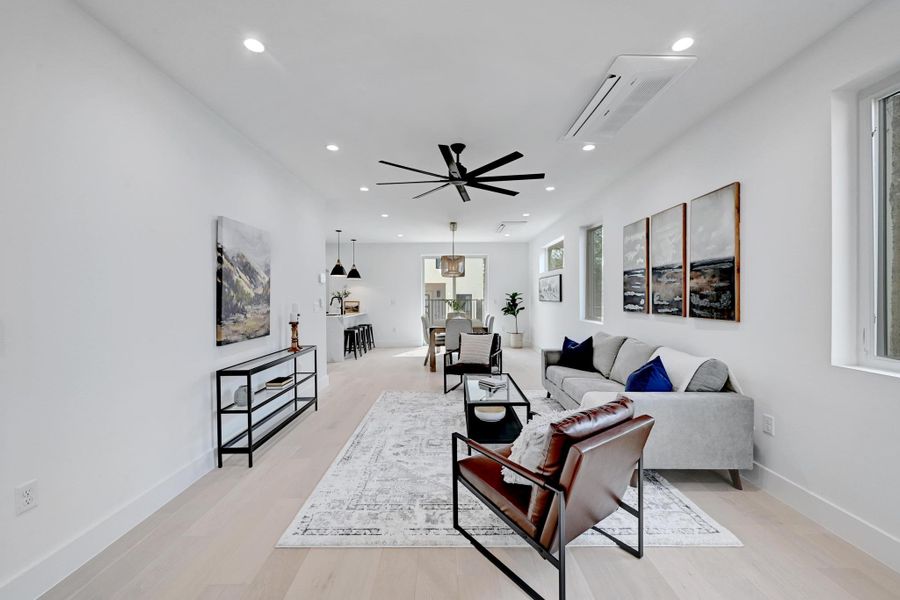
343,300,360,314
538,274,562,302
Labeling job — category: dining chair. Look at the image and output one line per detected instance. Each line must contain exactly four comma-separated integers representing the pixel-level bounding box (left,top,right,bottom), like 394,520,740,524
485,314,495,333
421,314,445,365
444,318,473,356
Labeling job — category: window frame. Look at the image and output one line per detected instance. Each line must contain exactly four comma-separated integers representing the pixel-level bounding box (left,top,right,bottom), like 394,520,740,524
542,237,565,273
856,76,900,372
583,224,603,323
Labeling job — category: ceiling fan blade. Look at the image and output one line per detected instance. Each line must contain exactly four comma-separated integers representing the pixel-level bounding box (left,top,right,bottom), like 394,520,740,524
471,173,545,182
466,151,524,178
379,160,446,179
412,183,450,199
376,180,447,185
438,144,462,179
466,182,519,196
456,186,472,202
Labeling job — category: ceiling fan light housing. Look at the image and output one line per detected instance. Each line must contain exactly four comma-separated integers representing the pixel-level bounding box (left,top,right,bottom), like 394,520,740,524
440,255,466,278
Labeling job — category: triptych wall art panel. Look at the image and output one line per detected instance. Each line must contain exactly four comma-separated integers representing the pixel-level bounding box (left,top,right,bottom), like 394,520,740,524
622,218,649,313
650,204,686,316
625,182,740,322
689,183,741,321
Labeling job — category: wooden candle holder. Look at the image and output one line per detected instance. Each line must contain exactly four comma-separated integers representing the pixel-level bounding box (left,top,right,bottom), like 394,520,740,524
290,321,300,352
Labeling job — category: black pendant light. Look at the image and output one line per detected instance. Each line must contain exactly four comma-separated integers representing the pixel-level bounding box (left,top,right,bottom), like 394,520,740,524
347,238,362,279
330,229,347,277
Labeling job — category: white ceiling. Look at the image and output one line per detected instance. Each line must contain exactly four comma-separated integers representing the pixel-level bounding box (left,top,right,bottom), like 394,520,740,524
77,0,868,243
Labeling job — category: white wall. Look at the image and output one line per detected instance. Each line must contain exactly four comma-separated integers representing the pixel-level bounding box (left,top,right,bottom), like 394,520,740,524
0,2,328,598
326,242,531,347
529,0,900,571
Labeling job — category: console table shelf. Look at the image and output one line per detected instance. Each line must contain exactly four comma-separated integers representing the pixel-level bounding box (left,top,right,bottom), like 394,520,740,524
216,346,318,467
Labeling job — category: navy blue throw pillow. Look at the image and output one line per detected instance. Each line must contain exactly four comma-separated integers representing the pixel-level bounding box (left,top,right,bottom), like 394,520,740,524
559,336,593,371
625,356,674,392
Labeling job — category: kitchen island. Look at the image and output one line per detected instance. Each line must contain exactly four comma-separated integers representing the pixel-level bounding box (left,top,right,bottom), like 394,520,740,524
325,312,368,363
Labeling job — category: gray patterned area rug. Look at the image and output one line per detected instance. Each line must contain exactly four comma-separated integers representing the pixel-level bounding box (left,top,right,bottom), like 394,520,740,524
278,390,741,548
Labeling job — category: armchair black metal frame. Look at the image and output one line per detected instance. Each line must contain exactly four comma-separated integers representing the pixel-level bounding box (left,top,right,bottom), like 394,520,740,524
451,432,644,600
443,335,502,394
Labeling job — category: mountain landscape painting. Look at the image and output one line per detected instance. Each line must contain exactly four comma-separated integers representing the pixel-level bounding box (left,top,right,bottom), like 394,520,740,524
650,204,686,316
623,218,649,313
690,183,740,321
216,217,271,345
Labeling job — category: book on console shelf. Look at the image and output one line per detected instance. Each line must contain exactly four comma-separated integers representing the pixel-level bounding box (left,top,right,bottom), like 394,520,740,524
265,376,295,390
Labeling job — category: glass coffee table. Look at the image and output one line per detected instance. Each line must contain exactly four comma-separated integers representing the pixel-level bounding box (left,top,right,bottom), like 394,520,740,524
462,373,532,450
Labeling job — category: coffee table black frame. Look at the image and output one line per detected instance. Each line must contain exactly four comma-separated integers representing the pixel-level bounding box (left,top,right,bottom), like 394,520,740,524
462,373,532,450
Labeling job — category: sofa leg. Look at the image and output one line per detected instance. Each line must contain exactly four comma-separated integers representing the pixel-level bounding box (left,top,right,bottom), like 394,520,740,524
728,469,743,490
546,391,551,399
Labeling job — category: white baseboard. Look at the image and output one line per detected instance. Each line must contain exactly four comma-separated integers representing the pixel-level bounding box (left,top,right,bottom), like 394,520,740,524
745,462,900,573
0,451,214,600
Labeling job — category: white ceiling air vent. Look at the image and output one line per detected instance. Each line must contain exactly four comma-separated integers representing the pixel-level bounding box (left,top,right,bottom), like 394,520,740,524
497,220,527,234
563,55,696,141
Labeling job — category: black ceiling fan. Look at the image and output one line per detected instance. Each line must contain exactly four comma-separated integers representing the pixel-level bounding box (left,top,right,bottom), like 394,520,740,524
377,143,545,202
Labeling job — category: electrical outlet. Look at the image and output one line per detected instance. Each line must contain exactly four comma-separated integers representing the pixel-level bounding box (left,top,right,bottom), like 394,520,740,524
762,414,775,437
15,480,38,515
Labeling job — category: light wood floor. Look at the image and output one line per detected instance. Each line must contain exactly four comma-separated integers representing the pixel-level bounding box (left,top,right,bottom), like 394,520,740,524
43,347,900,600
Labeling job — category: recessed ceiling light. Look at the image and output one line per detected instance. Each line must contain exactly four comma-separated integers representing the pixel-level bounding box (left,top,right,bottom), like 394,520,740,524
359,186,369,192
671,37,694,52
545,186,555,191
396,233,404,238
326,144,339,152
504,233,511,237
381,213,389,218
522,213,531,217
243,38,265,53
582,144,596,152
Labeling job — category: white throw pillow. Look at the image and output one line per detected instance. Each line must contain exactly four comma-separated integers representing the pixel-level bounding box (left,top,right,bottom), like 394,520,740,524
458,333,493,364
502,409,581,486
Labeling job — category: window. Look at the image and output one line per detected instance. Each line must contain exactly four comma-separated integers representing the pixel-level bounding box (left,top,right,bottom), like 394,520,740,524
422,256,487,324
585,225,603,321
877,90,900,359
546,240,564,271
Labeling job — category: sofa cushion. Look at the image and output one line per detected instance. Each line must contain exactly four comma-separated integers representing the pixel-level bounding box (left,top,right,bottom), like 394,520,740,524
527,398,635,524
559,336,594,371
686,358,729,392
545,365,603,387
610,338,658,384
562,377,625,402
591,333,627,377
625,356,673,392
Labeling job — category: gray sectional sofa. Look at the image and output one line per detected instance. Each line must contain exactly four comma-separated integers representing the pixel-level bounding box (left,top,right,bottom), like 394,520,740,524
541,331,753,488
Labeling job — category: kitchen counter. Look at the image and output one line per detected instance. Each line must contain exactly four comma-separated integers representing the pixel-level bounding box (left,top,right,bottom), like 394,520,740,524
325,312,368,362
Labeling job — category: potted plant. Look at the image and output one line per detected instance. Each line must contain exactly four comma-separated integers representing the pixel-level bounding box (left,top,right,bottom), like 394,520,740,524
502,292,525,348
445,298,466,313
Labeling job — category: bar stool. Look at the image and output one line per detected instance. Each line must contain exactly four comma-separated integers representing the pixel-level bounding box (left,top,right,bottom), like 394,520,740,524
360,324,374,350
354,325,368,355
344,328,360,360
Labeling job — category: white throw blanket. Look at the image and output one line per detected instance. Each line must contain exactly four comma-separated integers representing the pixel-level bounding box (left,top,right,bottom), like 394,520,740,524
651,347,708,392
651,347,743,393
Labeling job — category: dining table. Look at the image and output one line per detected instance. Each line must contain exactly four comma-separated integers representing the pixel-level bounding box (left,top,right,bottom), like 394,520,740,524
425,319,485,372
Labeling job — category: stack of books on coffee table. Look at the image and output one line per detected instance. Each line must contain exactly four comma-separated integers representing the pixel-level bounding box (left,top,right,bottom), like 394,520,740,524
478,377,507,393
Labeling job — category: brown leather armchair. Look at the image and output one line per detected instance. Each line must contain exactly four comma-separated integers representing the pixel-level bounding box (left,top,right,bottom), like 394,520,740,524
452,398,654,600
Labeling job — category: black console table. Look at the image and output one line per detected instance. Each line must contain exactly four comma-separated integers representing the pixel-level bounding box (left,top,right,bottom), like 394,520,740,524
216,346,317,467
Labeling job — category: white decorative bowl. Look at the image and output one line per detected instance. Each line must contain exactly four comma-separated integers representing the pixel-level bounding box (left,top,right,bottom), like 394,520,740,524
473,406,506,422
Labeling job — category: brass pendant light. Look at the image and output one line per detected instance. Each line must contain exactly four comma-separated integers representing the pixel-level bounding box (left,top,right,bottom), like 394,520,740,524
330,229,347,277
440,222,465,278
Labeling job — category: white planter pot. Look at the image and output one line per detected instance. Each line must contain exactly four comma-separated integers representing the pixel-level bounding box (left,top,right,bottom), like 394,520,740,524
508,332,524,348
